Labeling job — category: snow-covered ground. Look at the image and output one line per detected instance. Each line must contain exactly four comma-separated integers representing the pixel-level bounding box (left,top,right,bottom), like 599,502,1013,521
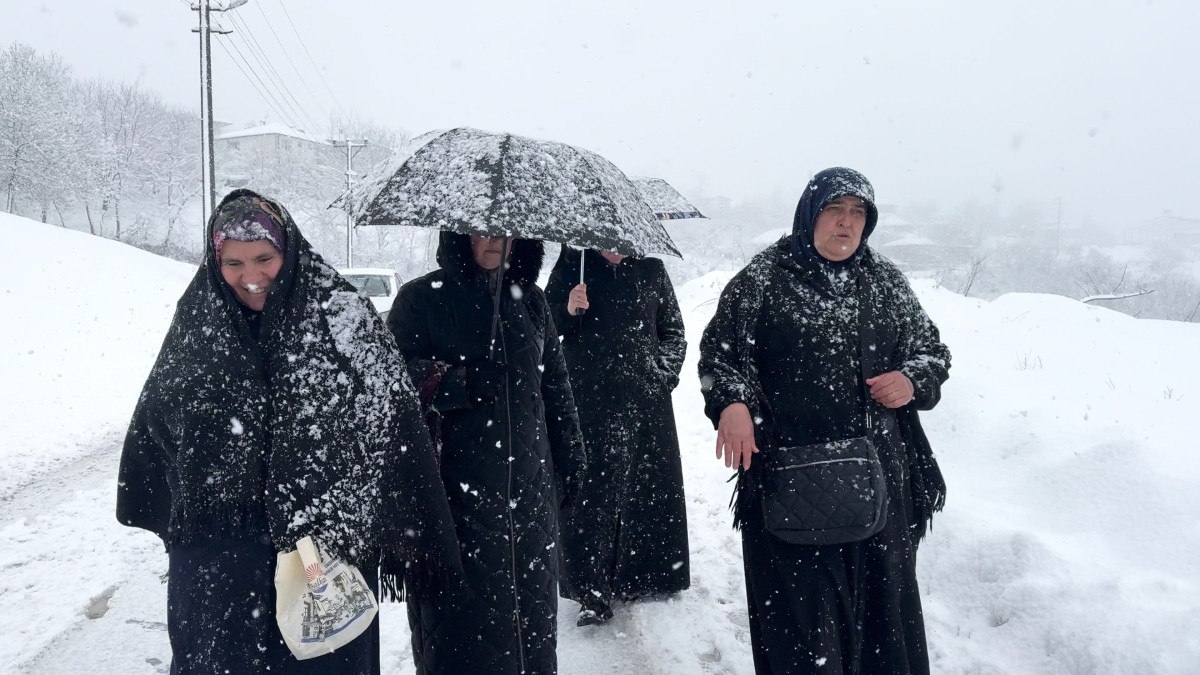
2,213,1197,674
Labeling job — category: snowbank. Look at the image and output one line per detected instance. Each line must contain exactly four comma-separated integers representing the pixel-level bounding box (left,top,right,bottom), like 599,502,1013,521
0,214,194,498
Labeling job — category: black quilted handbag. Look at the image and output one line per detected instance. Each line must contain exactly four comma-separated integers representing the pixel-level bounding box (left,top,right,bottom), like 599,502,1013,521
760,435,888,545
757,269,888,545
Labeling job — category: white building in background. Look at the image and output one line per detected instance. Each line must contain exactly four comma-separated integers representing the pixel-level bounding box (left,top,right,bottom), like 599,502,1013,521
214,122,338,191
216,122,329,154
1133,212,1200,247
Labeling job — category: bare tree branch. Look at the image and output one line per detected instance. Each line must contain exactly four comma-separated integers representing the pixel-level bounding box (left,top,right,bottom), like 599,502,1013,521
1080,289,1155,304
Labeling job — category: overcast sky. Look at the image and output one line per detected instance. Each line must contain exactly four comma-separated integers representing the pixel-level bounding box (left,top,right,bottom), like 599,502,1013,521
3,0,1197,229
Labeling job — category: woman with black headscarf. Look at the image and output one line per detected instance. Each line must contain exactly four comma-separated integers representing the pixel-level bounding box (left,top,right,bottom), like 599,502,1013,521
698,168,952,674
116,189,458,674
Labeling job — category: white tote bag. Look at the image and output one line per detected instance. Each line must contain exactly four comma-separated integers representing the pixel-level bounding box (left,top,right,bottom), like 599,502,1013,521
275,535,379,660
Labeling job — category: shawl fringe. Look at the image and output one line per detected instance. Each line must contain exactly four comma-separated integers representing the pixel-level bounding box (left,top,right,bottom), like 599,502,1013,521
899,407,946,540
378,547,458,603
167,500,269,549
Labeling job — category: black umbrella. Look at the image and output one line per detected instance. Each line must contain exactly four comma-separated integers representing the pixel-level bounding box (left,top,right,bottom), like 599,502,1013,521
337,127,681,340
632,176,706,220
341,127,681,258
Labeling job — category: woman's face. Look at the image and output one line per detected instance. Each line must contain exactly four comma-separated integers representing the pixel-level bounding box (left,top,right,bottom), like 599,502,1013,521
599,251,626,266
812,195,868,262
219,239,283,311
470,235,513,270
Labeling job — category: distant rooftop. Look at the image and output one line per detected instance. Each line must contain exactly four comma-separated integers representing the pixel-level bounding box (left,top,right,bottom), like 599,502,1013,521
216,122,327,145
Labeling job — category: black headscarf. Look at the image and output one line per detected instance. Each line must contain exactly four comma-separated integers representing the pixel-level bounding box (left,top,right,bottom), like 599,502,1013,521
117,189,459,579
790,166,880,271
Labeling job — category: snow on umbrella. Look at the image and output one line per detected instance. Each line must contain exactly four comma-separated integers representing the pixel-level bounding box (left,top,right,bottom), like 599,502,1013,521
338,127,681,259
632,176,706,221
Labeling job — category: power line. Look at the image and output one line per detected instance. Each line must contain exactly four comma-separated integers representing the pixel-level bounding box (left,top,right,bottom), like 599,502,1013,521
223,11,320,132
215,37,301,130
251,1,333,133
274,0,347,123
224,10,321,131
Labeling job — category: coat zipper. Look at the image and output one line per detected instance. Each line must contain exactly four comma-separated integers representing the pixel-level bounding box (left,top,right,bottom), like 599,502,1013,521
498,324,527,673
770,457,868,471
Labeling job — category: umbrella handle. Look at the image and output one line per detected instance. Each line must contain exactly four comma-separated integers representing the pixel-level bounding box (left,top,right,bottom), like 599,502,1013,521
574,249,587,316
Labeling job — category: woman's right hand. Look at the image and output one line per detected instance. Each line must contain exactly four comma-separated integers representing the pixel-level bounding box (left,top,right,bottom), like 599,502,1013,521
716,402,759,470
567,283,589,315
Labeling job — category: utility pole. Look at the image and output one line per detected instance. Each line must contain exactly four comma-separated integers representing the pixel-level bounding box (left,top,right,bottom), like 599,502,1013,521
330,139,368,267
191,0,246,237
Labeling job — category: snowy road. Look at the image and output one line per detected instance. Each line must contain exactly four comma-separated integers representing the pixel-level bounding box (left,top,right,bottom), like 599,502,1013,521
3,344,758,674
3,445,172,674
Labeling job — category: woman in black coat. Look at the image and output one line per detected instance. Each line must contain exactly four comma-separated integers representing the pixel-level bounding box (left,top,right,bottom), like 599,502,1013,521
545,248,690,626
116,190,458,675
699,168,951,674
388,232,586,674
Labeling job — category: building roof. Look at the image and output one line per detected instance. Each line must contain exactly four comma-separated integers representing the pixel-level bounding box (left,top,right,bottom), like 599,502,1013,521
216,123,326,145
1139,212,1200,233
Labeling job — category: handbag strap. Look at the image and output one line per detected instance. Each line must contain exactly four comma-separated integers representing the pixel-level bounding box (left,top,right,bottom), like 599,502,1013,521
751,268,877,438
855,269,877,434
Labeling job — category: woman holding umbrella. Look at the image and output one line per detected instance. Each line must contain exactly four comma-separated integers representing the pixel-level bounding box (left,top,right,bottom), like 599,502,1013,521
545,247,690,626
116,190,459,674
388,232,587,674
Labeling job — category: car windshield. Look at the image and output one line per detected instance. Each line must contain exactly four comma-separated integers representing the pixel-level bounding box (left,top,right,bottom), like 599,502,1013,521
343,274,390,297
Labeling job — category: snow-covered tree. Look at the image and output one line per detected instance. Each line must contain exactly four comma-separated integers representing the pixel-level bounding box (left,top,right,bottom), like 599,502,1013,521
0,43,77,220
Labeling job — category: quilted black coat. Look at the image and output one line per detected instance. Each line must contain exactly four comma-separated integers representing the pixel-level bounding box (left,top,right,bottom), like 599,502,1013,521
545,248,690,607
388,232,585,675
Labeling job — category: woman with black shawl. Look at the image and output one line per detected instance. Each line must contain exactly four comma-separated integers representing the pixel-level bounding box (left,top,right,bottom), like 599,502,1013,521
116,189,459,674
699,168,951,674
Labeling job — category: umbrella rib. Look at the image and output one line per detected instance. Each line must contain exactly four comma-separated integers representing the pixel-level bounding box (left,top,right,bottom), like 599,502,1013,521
484,132,512,238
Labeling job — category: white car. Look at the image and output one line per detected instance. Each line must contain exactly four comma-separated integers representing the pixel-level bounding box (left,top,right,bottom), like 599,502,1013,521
339,267,403,319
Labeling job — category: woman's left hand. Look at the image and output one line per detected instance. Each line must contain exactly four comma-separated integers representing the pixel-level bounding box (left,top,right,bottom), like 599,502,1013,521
865,371,914,409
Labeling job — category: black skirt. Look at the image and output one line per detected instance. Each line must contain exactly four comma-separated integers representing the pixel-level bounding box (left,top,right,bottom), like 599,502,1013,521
167,535,379,675
739,494,929,675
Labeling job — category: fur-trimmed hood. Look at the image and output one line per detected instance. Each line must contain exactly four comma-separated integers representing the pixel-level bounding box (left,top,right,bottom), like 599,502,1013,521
435,231,545,292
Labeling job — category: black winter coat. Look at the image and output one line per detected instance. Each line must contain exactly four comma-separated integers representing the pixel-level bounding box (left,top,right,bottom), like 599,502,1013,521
388,233,585,675
545,248,690,605
698,238,950,674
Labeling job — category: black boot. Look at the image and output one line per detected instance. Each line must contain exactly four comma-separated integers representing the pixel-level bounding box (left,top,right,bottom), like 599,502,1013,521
576,600,614,627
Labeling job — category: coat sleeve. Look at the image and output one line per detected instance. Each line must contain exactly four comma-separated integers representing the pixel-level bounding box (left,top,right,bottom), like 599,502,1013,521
387,285,473,412
889,271,951,411
652,260,686,391
697,268,766,428
115,395,171,545
534,291,586,480
544,258,579,338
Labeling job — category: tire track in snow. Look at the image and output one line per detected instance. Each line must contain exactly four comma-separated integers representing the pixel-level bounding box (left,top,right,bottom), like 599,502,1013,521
3,443,172,674
0,440,116,520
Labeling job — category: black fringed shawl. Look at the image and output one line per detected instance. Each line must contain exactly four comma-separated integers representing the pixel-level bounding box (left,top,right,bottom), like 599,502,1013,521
117,189,459,585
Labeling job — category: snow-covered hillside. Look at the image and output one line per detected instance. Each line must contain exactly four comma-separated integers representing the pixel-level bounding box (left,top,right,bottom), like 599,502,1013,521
1,214,1197,673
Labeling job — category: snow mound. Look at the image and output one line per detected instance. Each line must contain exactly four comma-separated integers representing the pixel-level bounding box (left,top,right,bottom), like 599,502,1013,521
0,213,194,498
